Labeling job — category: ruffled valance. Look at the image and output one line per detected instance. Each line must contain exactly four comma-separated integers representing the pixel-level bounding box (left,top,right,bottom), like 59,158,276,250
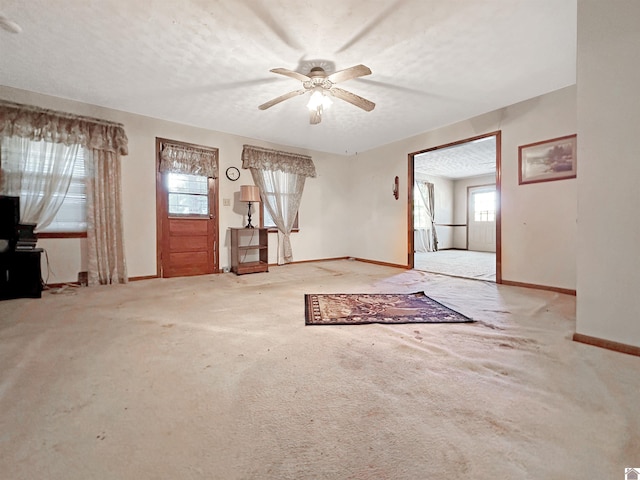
241,145,316,178
159,142,218,178
0,100,128,155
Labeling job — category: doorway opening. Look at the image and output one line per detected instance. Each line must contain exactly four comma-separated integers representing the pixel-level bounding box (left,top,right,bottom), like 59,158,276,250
408,132,501,283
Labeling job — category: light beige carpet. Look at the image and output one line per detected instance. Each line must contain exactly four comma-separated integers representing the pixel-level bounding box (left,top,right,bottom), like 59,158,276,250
414,249,496,281
0,259,638,479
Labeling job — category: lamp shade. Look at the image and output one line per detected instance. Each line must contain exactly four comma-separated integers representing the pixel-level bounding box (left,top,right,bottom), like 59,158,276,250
239,185,260,202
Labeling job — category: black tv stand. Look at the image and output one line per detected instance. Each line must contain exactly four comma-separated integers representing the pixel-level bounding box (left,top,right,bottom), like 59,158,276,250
0,248,43,300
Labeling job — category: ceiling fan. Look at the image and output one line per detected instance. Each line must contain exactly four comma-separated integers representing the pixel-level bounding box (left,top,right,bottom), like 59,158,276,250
258,64,375,125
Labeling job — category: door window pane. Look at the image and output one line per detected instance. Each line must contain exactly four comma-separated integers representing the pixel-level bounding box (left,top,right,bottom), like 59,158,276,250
473,191,495,222
166,173,208,215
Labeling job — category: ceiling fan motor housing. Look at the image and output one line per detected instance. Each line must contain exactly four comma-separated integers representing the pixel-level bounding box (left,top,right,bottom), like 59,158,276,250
309,67,326,76
304,68,333,90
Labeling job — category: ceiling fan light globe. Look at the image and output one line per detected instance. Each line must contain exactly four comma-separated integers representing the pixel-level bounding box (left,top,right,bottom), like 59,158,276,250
307,90,332,111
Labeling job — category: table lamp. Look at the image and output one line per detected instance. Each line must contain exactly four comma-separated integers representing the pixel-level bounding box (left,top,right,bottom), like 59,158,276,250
239,185,260,228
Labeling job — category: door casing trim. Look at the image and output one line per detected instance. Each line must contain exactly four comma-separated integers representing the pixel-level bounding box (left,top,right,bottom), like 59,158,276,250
407,131,502,283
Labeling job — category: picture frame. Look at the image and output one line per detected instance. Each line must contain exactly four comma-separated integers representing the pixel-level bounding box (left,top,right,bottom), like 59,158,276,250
518,134,577,185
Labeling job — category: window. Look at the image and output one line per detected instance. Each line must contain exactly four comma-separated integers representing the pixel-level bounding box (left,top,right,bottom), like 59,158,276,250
260,170,299,230
166,172,209,216
262,204,299,230
413,186,429,228
42,148,87,233
473,191,496,222
0,137,87,234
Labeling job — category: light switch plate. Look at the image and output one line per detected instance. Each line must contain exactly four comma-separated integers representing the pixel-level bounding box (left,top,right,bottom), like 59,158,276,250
223,198,231,206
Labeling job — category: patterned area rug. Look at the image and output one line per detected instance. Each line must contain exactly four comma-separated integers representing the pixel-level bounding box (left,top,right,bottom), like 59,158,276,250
305,292,473,325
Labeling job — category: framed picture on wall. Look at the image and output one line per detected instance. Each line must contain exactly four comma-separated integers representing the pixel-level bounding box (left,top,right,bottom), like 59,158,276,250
518,134,577,185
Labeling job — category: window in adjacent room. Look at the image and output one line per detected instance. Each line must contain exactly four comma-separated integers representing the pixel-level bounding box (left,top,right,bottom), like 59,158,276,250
413,185,429,228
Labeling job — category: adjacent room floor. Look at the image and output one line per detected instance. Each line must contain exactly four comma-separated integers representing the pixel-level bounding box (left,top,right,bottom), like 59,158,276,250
0,260,637,479
414,249,496,281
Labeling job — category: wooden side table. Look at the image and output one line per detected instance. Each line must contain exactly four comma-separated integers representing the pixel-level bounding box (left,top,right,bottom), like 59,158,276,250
229,228,268,275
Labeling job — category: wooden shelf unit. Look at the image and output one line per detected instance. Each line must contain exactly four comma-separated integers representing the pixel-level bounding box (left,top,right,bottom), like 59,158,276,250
229,227,268,275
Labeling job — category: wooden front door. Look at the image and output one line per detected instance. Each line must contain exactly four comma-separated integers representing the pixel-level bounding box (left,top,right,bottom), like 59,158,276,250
156,140,219,278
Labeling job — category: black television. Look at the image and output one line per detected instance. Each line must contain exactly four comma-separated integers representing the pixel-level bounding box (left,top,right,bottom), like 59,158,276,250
0,195,20,252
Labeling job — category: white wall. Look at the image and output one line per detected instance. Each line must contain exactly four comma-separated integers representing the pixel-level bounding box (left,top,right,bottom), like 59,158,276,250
576,1,640,347
350,85,577,290
452,174,496,249
1,84,578,292
0,86,353,283
281,151,353,264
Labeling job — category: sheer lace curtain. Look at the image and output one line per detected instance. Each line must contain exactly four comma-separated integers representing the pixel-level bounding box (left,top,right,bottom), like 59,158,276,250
0,100,129,285
1,135,80,231
241,145,316,265
416,181,438,252
253,169,305,263
159,142,218,177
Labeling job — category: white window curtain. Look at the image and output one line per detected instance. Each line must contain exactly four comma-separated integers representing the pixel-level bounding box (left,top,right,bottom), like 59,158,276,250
0,135,80,232
241,145,316,265
0,100,129,285
416,181,438,252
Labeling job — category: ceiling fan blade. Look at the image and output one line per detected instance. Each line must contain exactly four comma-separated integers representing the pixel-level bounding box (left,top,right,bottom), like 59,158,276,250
335,0,407,53
327,64,372,84
0,14,22,33
242,0,302,50
329,87,375,112
270,68,310,82
258,89,307,110
309,109,322,125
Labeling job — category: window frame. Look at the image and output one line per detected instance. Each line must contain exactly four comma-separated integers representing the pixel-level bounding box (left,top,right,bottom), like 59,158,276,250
260,205,299,233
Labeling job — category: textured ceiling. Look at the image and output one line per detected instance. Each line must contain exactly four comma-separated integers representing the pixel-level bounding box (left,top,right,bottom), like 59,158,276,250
415,135,496,180
0,0,576,155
